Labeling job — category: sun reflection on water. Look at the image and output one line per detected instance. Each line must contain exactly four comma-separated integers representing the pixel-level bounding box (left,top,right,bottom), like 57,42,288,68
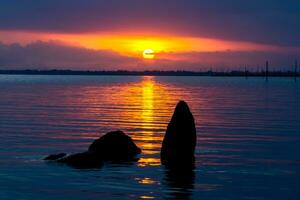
135,177,158,185
138,158,161,167
134,77,163,166
140,196,155,199
141,76,154,125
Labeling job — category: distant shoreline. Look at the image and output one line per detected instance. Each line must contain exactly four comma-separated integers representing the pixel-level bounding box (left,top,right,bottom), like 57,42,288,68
0,69,299,77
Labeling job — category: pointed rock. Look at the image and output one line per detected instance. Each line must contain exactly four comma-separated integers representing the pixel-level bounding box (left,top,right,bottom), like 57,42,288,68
161,101,197,168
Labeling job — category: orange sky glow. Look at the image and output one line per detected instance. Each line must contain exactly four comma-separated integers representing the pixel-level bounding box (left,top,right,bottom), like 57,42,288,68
1,30,296,59
1,30,300,70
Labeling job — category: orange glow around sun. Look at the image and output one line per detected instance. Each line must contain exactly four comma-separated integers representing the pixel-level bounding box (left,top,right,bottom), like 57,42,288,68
0,30,293,60
46,33,281,57
59,33,191,58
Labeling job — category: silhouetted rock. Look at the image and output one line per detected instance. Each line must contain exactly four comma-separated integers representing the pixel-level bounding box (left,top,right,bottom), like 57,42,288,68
44,153,66,161
58,151,103,169
89,130,141,161
44,130,141,168
161,101,197,168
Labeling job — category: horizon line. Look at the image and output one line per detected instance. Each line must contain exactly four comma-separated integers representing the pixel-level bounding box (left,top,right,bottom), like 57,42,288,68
0,69,299,77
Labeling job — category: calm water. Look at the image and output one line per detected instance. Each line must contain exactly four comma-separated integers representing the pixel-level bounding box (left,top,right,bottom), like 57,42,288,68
0,75,299,200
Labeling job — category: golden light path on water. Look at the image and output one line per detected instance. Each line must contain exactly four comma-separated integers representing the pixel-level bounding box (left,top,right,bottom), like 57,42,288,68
116,76,170,197
131,76,165,167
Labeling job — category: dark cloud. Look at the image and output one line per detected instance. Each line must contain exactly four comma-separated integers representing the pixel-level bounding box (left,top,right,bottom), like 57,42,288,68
0,41,298,71
157,51,299,71
0,41,138,70
0,0,300,46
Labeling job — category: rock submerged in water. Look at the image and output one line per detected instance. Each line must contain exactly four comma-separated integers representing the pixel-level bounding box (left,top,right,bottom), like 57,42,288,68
44,153,66,161
89,130,141,161
58,151,103,169
161,101,197,168
44,131,141,168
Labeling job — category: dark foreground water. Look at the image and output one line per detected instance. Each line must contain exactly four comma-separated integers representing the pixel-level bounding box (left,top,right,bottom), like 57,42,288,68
0,75,299,200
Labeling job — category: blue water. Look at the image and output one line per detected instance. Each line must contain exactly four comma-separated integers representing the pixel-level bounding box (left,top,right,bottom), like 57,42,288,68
0,75,299,199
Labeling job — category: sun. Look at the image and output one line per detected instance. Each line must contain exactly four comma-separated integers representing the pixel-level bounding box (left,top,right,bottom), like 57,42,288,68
143,49,155,59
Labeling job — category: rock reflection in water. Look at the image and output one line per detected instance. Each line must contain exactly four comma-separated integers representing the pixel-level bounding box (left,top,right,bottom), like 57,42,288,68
163,166,195,199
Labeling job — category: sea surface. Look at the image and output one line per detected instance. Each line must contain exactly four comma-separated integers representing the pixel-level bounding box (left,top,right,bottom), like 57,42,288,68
0,75,299,200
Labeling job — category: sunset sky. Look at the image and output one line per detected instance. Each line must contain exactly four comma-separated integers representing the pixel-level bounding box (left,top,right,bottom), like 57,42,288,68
1,0,300,70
